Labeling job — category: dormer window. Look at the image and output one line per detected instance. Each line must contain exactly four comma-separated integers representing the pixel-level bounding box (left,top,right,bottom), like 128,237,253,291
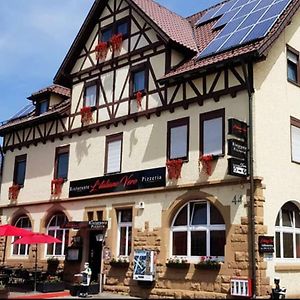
37,99,49,115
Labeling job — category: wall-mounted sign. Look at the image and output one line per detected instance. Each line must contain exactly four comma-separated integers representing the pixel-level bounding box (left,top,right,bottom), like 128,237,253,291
69,167,166,198
228,118,248,139
231,278,252,298
228,139,247,159
133,250,155,281
259,236,274,253
88,220,108,230
228,158,248,177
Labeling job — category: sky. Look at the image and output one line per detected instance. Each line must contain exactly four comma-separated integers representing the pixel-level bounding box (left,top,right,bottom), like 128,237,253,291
0,0,222,124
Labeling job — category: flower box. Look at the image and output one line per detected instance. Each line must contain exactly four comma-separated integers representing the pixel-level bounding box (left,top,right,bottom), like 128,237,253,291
194,263,221,270
166,262,190,269
109,261,130,268
36,281,65,293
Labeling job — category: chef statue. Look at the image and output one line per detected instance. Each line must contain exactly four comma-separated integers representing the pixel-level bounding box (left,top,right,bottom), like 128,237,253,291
79,262,92,297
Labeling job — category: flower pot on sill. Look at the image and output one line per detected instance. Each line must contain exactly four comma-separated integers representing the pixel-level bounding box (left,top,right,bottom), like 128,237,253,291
109,261,130,268
194,263,221,270
166,262,190,269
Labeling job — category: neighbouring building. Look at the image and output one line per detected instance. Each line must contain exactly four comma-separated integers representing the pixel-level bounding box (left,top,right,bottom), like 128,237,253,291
1,0,300,298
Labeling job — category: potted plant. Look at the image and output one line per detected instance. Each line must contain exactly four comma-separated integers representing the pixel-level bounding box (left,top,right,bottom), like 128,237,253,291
36,275,65,293
194,256,222,270
47,257,60,275
109,256,130,268
166,256,190,269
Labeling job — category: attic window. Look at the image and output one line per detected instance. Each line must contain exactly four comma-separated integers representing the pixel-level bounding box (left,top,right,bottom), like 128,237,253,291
100,18,130,42
37,99,49,115
287,46,300,85
101,27,113,43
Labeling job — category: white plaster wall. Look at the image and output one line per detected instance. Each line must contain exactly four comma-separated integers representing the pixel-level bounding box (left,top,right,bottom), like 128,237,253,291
253,9,300,296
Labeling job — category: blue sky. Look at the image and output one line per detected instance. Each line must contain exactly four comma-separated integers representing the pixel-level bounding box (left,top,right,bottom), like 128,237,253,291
0,0,222,123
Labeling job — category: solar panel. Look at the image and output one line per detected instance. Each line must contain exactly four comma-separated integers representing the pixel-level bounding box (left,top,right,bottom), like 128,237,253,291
197,0,292,59
9,104,35,120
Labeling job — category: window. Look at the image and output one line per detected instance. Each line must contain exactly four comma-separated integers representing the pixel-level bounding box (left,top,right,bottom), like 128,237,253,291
287,46,299,84
200,109,225,156
36,99,49,115
46,213,69,257
12,216,32,256
130,64,148,96
84,81,98,107
105,133,122,174
54,146,69,180
13,154,27,186
171,201,225,261
117,209,132,257
100,18,130,42
275,202,300,259
291,117,300,163
167,118,189,160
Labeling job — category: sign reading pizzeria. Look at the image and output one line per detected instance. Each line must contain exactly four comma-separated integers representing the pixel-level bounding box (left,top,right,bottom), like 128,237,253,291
228,139,247,159
228,118,248,139
69,167,166,198
259,236,274,253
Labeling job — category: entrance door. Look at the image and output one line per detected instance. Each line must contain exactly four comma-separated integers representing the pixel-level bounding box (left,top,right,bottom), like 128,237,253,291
88,230,103,282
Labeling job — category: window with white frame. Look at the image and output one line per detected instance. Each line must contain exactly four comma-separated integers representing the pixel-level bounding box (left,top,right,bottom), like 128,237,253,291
105,133,122,174
275,202,300,259
12,216,32,256
171,201,225,261
291,117,300,163
46,213,69,257
117,209,132,257
200,109,224,156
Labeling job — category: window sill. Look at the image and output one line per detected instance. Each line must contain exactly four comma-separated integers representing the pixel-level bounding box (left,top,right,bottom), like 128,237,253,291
275,263,300,271
287,79,300,87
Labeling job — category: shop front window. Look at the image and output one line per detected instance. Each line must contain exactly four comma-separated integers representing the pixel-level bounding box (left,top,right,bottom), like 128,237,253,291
12,216,32,256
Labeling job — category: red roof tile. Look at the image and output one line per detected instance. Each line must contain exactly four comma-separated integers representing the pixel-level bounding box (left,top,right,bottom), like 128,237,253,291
131,0,198,52
28,84,71,100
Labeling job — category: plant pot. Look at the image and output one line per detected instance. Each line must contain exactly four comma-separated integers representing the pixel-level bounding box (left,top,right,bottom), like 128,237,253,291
166,262,190,269
36,281,65,293
194,263,221,270
109,261,129,268
0,287,9,299
88,282,100,294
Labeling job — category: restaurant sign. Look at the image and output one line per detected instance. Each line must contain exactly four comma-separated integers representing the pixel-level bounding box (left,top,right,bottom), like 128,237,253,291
228,118,248,139
228,158,248,177
69,167,166,198
228,139,248,159
259,236,274,253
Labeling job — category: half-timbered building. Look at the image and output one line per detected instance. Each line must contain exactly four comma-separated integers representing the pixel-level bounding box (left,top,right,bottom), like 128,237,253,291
1,0,300,298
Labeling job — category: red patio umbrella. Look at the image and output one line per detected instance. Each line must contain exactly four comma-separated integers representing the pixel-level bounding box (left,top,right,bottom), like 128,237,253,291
0,224,32,264
13,233,62,292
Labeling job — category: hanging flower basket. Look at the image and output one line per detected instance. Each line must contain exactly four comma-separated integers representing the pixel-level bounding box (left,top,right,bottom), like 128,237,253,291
109,33,123,52
135,91,143,109
51,178,64,195
199,154,218,176
80,106,93,125
95,41,108,61
195,256,222,270
166,159,183,180
8,184,21,201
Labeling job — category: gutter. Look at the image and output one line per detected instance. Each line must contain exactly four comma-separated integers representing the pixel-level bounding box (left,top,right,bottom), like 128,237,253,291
241,61,256,298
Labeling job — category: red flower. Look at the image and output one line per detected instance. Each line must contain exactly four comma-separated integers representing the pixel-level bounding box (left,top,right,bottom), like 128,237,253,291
199,155,214,176
95,41,108,60
80,106,93,125
8,184,21,201
109,33,123,52
166,159,183,180
51,178,64,195
136,91,143,109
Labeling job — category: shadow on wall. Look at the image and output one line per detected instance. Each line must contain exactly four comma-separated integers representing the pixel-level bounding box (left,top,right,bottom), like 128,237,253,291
75,139,91,164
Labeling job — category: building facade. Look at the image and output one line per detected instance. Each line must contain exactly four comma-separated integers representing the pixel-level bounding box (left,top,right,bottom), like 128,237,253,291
1,0,300,298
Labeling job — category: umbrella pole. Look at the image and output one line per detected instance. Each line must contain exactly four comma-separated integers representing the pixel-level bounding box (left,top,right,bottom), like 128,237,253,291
34,244,37,292
2,236,7,264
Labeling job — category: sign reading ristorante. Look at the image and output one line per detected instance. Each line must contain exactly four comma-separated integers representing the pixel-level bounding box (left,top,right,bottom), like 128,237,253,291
69,167,166,198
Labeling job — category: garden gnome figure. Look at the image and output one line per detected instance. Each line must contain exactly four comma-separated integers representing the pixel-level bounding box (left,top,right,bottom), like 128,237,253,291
79,262,92,297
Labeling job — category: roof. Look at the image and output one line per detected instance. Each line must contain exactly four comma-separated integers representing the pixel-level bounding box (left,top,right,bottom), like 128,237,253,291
161,0,300,82
130,0,197,52
28,84,71,100
0,99,70,134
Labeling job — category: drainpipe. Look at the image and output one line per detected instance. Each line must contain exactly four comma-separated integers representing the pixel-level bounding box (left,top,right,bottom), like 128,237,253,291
241,61,256,298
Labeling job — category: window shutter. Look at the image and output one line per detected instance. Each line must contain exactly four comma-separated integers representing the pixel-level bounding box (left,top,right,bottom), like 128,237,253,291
170,125,187,159
203,117,223,155
292,125,300,162
107,140,122,173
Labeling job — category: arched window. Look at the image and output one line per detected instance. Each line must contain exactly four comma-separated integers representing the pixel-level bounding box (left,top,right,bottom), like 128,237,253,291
46,213,69,257
275,202,300,259
171,201,226,261
12,216,32,256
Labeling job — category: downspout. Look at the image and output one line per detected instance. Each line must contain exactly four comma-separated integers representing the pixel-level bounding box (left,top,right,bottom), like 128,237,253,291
0,144,4,194
241,61,256,298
